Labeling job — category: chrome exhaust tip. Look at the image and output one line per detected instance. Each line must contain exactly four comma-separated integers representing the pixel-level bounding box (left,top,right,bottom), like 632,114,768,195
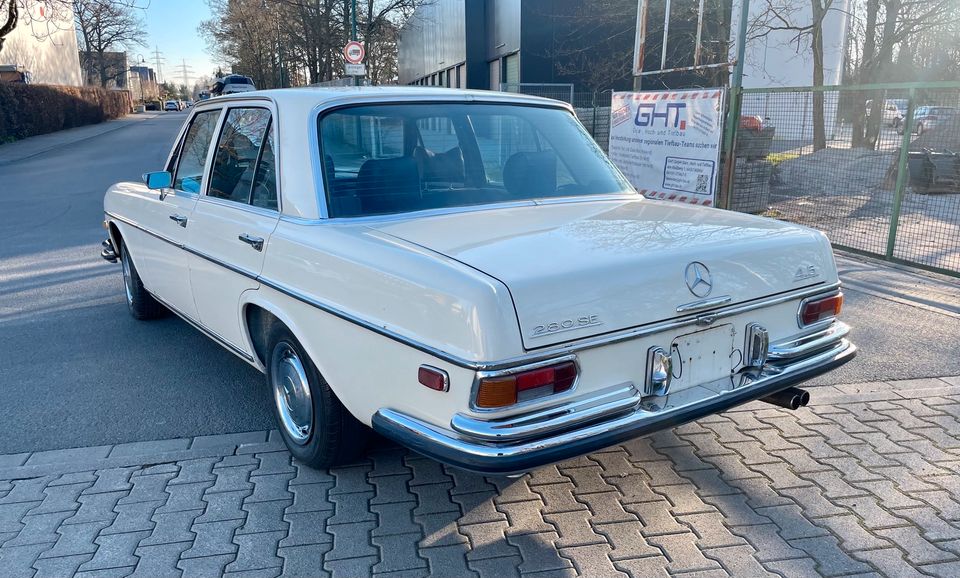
761,387,809,411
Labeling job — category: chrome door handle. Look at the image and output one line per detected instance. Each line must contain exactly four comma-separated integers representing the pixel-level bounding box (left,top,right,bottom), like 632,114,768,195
238,233,264,251
169,214,188,227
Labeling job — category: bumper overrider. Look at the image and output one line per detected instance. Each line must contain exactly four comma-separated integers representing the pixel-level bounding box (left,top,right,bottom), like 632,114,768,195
373,322,856,475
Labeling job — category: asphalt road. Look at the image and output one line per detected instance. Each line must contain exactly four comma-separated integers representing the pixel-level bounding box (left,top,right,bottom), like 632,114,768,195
0,113,958,454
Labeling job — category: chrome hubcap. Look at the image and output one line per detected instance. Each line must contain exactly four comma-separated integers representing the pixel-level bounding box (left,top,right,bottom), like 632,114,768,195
120,251,134,305
271,342,313,444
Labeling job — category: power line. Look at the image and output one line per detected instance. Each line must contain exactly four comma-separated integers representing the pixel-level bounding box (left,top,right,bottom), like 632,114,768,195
152,46,166,84
173,58,195,88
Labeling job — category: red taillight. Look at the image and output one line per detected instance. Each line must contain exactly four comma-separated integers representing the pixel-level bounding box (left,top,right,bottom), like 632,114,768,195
800,293,843,326
418,365,449,392
476,361,578,409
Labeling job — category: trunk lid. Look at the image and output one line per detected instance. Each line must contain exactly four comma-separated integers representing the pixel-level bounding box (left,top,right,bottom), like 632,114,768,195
371,198,836,349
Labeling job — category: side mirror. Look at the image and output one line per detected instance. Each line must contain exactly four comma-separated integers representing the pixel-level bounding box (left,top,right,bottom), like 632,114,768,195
142,171,172,190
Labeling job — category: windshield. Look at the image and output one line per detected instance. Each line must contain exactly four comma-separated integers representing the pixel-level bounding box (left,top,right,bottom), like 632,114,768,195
318,103,633,218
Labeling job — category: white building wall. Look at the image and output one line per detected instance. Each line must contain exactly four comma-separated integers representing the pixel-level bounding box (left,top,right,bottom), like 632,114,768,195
1,1,83,86
730,0,849,140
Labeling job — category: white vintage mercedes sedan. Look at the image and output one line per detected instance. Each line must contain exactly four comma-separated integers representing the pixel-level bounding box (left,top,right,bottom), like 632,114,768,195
102,87,855,473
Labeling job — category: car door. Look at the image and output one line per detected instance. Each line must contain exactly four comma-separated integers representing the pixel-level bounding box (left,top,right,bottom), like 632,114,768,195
186,105,280,352
133,107,222,321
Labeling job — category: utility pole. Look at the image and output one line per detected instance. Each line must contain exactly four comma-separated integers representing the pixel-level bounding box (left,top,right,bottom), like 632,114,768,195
152,46,165,84
351,0,359,87
719,0,751,210
174,58,194,91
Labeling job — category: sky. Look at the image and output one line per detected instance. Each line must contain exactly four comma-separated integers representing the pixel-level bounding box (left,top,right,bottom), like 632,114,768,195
140,0,218,87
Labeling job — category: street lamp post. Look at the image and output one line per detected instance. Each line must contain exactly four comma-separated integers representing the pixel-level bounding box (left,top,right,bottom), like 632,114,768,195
351,0,359,87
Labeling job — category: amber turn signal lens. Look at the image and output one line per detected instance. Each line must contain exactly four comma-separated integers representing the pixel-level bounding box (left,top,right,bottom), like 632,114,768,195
475,361,579,409
800,293,843,326
476,377,518,408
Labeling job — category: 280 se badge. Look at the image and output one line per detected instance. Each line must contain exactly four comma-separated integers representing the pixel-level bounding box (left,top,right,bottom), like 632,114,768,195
531,315,603,338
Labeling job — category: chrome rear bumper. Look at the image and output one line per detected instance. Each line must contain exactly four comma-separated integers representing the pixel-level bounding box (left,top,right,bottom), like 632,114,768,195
373,325,855,475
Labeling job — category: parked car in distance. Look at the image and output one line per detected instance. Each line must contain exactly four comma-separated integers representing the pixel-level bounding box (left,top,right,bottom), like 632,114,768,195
866,99,902,127
898,106,958,135
211,74,256,96
185,99,195,108
101,87,855,473
163,100,180,111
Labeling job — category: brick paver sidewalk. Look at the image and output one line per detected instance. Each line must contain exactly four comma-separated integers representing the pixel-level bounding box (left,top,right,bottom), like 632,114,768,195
2,376,960,577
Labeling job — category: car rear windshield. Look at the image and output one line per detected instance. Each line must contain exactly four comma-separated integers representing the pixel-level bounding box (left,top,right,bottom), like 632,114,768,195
318,103,633,218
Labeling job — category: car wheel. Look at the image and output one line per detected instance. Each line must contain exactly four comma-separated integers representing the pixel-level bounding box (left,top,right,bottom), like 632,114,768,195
119,239,165,320
916,122,924,136
266,324,368,468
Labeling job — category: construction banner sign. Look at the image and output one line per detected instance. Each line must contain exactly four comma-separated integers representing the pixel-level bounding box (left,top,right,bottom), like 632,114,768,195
608,89,725,206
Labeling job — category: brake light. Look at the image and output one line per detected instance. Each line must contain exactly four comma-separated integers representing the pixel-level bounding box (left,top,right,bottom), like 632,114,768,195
475,361,578,408
800,293,843,326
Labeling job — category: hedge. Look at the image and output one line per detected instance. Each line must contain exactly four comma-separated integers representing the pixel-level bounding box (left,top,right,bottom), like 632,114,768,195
0,84,132,143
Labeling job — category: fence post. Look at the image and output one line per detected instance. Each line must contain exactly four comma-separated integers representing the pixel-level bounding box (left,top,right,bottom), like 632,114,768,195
885,87,916,260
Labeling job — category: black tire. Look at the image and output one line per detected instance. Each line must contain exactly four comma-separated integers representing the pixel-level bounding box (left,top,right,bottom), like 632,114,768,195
266,324,368,468
916,122,924,136
119,238,165,320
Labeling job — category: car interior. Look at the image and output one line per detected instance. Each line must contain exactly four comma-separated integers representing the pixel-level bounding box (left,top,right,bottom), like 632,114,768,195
319,104,624,218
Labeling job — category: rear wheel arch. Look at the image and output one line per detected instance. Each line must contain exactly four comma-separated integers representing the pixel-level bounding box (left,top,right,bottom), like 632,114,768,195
243,300,369,467
107,221,124,258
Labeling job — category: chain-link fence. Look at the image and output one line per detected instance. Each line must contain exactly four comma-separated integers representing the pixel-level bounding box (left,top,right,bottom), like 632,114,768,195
729,82,960,276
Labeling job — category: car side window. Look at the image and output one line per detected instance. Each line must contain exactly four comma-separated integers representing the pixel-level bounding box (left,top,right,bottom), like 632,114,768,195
173,110,221,193
250,124,277,210
208,108,273,205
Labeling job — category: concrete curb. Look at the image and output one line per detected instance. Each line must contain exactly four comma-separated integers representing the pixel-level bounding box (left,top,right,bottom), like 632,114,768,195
0,113,162,167
0,430,282,481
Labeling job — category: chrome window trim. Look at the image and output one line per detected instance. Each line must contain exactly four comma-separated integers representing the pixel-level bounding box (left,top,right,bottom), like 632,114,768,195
106,211,840,373
172,107,226,196
198,195,283,220
205,102,282,214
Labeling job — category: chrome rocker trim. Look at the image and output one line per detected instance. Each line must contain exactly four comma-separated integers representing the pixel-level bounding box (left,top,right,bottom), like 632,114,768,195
373,337,856,475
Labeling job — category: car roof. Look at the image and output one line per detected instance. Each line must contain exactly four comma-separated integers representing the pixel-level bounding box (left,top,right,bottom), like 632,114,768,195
192,86,572,112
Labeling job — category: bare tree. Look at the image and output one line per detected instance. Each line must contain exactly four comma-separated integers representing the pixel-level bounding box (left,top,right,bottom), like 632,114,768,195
74,0,147,87
202,0,421,87
0,0,18,52
846,0,958,148
748,0,838,150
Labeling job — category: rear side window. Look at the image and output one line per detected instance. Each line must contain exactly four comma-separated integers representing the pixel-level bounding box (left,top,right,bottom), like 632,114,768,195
173,110,221,193
208,107,276,209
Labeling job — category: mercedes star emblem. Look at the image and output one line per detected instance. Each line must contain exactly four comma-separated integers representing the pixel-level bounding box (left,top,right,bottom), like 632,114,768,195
684,262,713,298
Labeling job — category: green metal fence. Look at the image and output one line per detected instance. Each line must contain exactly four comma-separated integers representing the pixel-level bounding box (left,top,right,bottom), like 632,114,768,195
727,81,960,277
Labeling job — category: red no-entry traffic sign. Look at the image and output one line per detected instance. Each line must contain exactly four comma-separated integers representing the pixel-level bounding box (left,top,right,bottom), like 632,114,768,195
343,41,365,64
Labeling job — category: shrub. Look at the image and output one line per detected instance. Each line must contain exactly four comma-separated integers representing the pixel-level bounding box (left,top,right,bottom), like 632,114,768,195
0,84,132,142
